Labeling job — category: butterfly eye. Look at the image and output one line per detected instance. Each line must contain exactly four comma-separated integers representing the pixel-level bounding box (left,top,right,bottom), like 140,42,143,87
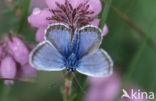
67,68,75,73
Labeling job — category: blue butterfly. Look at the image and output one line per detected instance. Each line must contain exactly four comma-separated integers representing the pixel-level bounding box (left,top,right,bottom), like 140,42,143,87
29,23,113,77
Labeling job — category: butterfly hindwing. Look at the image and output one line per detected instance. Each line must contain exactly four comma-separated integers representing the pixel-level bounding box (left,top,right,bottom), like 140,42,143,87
45,23,72,57
76,49,113,77
30,41,66,71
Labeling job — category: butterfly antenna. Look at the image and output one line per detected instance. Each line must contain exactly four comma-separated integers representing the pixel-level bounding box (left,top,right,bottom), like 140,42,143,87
72,72,86,94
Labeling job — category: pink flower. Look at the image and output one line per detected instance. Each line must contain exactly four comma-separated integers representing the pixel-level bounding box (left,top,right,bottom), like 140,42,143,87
86,72,121,101
21,63,36,78
45,0,65,9
0,56,16,85
28,8,52,28
0,35,37,85
0,46,2,58
28,0,104,42
36,28,46,42
85,72,146,101
90,19,100,26
8,37,29,65
102,24,109,36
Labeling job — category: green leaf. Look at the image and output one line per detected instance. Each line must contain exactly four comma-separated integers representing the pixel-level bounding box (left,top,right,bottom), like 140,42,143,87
99,0,113,28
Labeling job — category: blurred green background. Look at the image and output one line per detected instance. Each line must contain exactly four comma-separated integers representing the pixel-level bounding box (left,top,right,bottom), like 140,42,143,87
0,0,156,101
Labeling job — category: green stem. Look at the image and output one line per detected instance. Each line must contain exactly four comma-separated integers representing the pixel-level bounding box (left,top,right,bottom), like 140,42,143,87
110,5,156,51
1,85,12,101
114,18,156,101
99,0,113,28
17,0,31,33
64,73,73,101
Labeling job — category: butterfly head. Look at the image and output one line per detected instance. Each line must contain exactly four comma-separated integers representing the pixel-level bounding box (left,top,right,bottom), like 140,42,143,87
67,68,75,74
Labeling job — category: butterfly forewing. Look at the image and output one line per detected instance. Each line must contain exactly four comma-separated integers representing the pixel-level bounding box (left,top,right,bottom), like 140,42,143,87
74,25,102,58
30,41,66,71
45,23,72,57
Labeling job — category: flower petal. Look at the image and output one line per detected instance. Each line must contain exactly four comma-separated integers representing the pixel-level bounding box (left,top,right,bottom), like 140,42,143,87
36,28,46,42
21,63,36,78
68,0,85,8
88,0,102,16
102,24,109,36
8,37,29,65
0,56,16,78
86,72,121,101
28,8,52,28
46,0,65,9
89,19,100,26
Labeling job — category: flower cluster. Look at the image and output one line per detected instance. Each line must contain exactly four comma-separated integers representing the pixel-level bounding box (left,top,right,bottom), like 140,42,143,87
28,0,108,42
0,36,36,85
85,72,145,101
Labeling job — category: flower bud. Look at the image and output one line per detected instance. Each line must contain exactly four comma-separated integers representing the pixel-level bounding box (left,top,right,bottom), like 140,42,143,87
102,24,109,36
28,8,51,28
68,0,84,8
8,37,29,65
36,28,45,42
0,46,3,61
0,56,16,85
87,0,102,16
46,0,65,9
21,63,36,78
90,19,100,27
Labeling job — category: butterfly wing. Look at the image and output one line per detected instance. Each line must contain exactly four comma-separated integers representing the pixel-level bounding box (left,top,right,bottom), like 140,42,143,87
45,23,72,57
76,49,113,77
74,25,102,58
30,41,66,71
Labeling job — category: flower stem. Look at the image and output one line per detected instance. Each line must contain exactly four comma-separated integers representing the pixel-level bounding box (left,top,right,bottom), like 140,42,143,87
99,0,113,29
17,0,31,33
65,73,73,101
110,5,156,51
1,85,12,101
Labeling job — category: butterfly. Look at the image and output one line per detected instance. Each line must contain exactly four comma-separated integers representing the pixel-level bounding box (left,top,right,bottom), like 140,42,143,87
29,23,113,77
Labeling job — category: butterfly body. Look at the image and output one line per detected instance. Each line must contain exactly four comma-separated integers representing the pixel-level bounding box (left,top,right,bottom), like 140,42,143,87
65,52,78,72
30,23,113,77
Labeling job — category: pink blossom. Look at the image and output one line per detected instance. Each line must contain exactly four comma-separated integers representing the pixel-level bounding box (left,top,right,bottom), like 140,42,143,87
45,0,65,9
0,36,37,85
21,63,36,78
0,56,16,85
0,46,3,60
102,24,109,36
68,0,86,8
68,0,102,16
86,72,121,101
28,0,103,42
85,72,146,101
87,0,102,16
36,28,46,42
8,37,29,65
90,19,100,26
28,8,52,28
